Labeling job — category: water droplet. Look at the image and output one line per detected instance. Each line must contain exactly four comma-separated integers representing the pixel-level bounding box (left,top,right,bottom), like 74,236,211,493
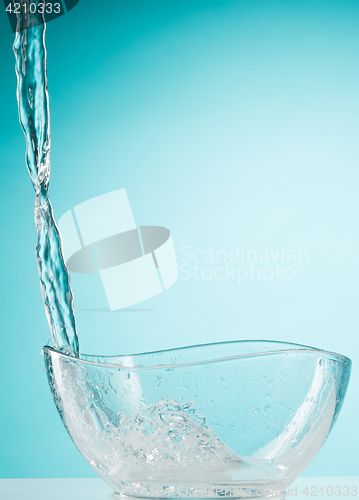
125,372,130,379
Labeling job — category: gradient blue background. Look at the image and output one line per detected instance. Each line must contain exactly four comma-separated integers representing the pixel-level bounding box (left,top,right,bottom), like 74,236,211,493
0,0,358,478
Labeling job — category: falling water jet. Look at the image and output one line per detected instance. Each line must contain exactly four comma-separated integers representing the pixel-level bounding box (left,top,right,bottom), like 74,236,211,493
13,3,79,356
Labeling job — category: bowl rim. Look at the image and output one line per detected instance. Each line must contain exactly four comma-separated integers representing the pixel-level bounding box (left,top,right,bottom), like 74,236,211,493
43,340,352,371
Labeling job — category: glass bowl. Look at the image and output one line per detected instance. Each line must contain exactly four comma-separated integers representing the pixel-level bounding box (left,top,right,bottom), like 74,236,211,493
43,341,351,498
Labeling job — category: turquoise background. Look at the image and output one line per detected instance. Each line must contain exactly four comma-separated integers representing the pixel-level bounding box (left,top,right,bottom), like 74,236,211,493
0,0,358,478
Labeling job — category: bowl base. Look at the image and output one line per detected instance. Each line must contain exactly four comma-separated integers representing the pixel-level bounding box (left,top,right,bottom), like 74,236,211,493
112,480,286,499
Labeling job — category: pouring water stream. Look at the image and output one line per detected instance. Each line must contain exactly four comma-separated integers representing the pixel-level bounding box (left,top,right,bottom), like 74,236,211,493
13,10,79,356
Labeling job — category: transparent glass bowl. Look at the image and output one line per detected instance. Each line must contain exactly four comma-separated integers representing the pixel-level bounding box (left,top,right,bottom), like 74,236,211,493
43,341,351,498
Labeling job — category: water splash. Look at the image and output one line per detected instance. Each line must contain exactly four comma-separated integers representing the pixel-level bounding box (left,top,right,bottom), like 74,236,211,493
13,7,79,356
